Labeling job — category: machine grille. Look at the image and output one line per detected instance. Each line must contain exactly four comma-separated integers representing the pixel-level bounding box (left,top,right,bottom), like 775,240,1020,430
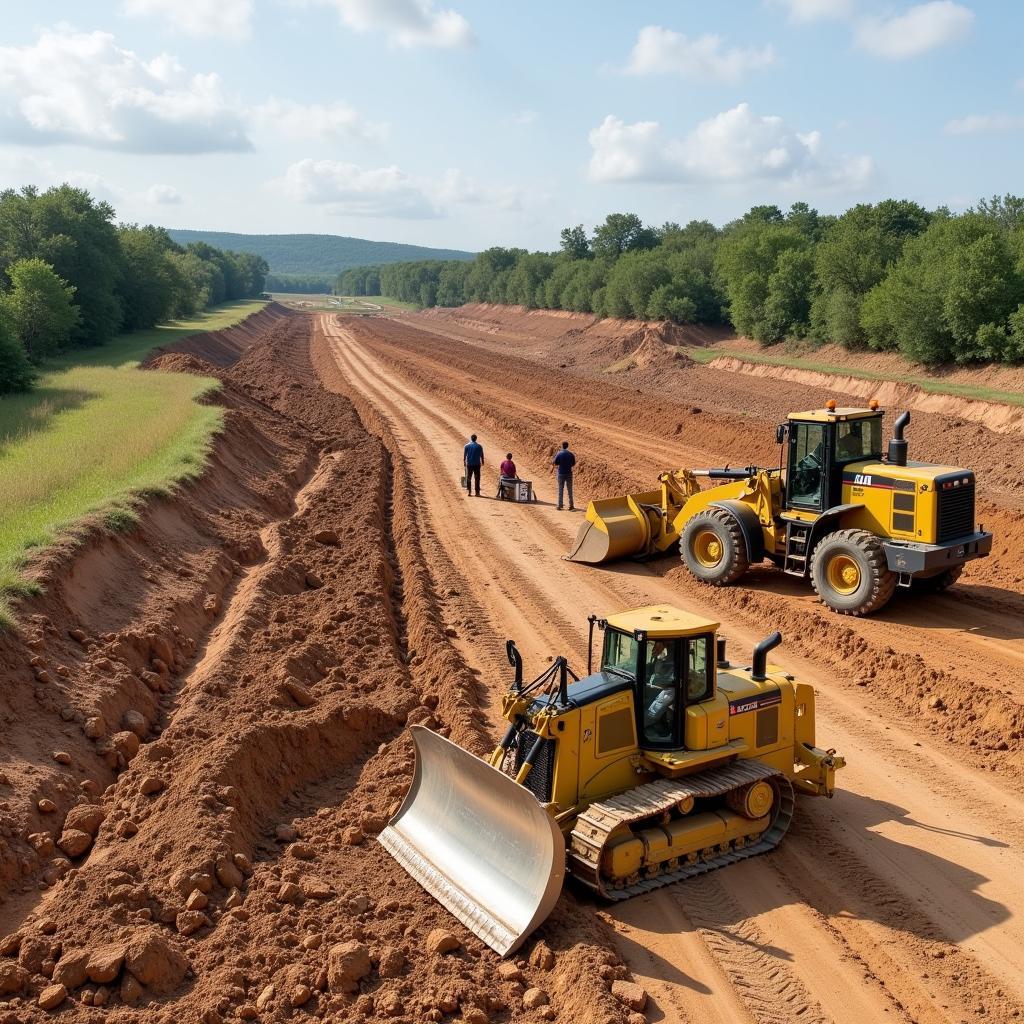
936,480,975,542
514,731,555,803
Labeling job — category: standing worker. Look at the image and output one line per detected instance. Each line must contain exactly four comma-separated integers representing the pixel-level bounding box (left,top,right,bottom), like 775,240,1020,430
552,440,576,511
464,434,484,497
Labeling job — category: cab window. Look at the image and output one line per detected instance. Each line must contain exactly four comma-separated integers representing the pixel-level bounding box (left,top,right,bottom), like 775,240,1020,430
787,422,825,510
835,417,881,463
685,635,713,702
601,630,638,677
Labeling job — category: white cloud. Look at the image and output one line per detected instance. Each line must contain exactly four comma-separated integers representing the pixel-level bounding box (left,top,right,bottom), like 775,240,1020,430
945,113,1024,135
274,160,527,219
0,26,251,153
511,110,539,126
252,99,387,143
144,183,184,204
436,169,524,211
275,159,441,218
773,0,854,22
855,1,973,59
303,0,474,48
625,26,775,82
588,105,873,191
122,0,254,38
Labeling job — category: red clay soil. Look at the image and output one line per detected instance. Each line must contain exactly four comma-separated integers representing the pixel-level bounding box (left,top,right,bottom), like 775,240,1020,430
0,314,636,1022
316,312,1024,1024
339,315,1024,782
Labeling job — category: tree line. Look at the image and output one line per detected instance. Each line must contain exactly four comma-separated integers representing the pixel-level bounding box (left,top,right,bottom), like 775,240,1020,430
265,273,336,294
0,185,269,395
337,197,1024,366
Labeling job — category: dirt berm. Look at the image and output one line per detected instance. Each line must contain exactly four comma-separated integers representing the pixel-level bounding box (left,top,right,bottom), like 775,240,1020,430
0,314,634,1022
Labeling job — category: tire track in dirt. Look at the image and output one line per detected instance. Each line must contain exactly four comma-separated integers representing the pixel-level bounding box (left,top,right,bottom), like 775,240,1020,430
348,317,1024,777
344,315,1024,1018
318,317,1015,1024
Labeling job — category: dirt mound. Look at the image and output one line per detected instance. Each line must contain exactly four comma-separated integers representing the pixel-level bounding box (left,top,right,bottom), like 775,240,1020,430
610,326,694,373
145,352,217,376
0,314,635,1022
412,302,725,370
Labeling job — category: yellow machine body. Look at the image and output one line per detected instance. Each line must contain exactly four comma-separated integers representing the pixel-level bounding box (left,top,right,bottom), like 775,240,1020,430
567,406,992,615
380,605,843,955
498,607,838,815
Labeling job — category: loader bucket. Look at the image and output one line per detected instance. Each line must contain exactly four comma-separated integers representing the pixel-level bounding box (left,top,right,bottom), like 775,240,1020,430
566,490,662,564
378,725,565,957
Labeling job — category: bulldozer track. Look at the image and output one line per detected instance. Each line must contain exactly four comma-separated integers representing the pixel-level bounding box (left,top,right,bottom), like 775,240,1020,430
569,759,794,899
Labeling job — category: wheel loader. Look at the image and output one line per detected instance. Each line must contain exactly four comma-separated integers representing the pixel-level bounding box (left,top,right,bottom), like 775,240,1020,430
379,606,844,956
567,404,993,616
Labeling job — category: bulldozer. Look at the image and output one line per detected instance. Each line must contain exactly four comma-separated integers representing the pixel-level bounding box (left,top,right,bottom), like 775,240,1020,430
379,605,844,957
567,404,992,616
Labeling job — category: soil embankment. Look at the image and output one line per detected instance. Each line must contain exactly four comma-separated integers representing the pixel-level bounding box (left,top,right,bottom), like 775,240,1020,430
145,302,295,369
0,313,630,1021
709,355,1024,435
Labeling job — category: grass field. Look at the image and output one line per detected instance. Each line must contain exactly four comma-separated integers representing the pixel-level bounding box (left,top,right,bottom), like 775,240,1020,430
685,346,1024,407
0,299,265,627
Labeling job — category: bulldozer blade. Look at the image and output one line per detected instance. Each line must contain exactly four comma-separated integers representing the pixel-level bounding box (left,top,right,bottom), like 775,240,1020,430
378,725,565,958
565,490,661,564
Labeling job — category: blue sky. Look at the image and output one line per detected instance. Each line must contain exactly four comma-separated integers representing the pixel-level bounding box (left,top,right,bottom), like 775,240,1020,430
0,1,1020,250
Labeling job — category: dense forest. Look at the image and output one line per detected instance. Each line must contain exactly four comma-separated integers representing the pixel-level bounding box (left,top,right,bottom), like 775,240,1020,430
265,273,336,294
168,229,474,278
337,197,1024,366
0,185,268,394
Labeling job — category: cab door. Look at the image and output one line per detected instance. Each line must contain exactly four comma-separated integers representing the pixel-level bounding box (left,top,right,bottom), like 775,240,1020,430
786,421,828,512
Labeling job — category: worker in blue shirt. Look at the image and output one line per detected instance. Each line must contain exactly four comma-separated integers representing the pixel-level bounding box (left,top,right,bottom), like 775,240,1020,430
551,440,576,510
463,434,484,496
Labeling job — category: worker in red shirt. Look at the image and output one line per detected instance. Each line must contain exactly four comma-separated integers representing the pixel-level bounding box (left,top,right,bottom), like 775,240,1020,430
500,453,517,478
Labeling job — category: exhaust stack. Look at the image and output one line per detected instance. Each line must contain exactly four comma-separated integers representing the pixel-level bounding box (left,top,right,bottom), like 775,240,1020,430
888,410,910,467
751,631,782,682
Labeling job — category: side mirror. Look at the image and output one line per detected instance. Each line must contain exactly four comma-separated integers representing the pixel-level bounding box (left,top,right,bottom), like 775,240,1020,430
775,424,786,444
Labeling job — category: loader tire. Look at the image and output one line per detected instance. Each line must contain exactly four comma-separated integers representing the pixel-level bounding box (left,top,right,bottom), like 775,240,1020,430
811,529,896,616
681,509,749,586
912,564,963,593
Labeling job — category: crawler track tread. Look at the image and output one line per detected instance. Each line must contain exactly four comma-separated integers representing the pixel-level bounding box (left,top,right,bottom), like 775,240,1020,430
569,759,794,900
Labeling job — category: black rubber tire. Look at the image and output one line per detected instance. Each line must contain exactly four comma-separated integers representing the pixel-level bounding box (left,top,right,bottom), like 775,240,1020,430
811,529,897,616
912,564,964,593
681,509,749,585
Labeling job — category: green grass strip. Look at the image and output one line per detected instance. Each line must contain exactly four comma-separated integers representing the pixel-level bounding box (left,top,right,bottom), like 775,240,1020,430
0,299,266,625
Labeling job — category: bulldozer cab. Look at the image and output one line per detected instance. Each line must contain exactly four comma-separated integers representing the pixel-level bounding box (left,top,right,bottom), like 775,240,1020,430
600,610,716,752
782,406,883,514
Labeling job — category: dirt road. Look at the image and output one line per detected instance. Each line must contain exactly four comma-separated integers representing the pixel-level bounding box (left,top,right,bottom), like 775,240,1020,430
318,313,1024,1024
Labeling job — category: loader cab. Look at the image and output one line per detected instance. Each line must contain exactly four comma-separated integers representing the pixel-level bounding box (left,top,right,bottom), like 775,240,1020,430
601,607,717,752
781,405,884,513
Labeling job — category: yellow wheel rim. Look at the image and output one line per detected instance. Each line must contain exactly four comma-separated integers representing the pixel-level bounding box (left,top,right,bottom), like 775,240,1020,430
827,553,861,595
692,529,724,568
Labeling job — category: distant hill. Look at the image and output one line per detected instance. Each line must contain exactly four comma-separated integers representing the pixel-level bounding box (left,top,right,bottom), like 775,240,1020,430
167,229,476,277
